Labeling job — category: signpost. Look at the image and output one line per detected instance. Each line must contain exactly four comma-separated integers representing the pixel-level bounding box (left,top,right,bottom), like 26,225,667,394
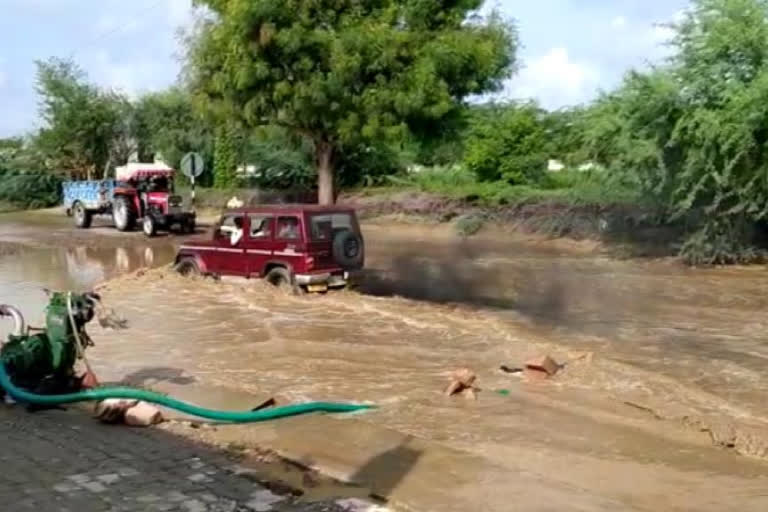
180,152,205,207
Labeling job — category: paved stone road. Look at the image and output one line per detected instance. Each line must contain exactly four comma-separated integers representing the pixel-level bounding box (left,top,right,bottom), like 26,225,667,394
0,406,383,512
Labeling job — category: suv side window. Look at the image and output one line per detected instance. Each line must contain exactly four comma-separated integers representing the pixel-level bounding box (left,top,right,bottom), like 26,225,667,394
309,213,353,241
249,215,273,239
276,216,300,240
216,215,245,245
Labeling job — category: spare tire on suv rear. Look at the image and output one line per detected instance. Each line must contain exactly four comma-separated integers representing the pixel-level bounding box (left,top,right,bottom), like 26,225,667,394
333,229,363,269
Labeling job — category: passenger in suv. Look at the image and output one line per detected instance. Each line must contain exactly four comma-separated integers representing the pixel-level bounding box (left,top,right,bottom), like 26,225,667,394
174,205,364,293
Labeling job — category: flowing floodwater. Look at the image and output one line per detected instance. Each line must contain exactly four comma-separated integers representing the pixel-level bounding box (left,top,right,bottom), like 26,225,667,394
2,214,768,509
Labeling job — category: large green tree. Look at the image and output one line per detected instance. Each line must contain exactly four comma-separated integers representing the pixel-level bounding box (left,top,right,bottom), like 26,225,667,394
187,0,517,204
134,88,214,177
34,58,127,179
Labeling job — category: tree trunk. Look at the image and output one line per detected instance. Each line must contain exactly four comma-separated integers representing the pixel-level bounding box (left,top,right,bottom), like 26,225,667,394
102,155,112,180
316,140,335,205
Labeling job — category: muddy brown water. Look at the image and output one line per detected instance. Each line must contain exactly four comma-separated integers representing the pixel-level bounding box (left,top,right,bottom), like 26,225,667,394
2,212,768,509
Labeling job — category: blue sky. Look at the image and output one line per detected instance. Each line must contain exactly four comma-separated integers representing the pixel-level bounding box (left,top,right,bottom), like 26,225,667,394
0,0,688,137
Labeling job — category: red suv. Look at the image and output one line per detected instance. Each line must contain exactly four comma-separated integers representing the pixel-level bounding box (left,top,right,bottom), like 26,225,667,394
174,205,364,292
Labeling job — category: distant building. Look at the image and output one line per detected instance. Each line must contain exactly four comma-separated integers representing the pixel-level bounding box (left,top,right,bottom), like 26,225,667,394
548,159,565,172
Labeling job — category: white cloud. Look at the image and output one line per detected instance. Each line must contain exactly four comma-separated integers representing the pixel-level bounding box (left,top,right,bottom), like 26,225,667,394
611,16,627,30
507,47,601,108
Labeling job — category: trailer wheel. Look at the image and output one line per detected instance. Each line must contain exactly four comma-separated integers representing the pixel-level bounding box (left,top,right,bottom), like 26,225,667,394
113,196,136,232
73,202,92,229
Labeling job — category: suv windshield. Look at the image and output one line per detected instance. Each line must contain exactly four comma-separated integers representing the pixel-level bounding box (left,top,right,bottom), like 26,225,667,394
309,213,354,241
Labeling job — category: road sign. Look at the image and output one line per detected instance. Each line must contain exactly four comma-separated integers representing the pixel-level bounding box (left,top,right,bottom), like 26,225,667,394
180,152,204,179
181,152,204,208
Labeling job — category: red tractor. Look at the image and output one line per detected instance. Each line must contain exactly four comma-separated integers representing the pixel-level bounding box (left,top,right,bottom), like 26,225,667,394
63,162,196,237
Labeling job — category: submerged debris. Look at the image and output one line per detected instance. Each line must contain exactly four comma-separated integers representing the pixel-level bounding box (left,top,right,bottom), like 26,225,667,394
523,355,561,381
444,368,479,399
94,399,164,427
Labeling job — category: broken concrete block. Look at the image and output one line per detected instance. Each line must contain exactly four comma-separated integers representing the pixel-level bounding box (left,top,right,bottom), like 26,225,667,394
523,355,562,381
451,368,477,387
445,368,479,398
94,399,137,424
124,402,164,427
523,367,551,381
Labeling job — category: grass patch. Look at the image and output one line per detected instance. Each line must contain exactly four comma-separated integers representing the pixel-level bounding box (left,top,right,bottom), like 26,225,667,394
382,166,642,207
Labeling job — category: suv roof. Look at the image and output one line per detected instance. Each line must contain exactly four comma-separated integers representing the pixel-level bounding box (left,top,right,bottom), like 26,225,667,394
223,204,357,215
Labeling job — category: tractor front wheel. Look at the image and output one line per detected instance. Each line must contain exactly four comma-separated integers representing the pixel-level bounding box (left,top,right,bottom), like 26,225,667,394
113,196,136,232
143,215,157,237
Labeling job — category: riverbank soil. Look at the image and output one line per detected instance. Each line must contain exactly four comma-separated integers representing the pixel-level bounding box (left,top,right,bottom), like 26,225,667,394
1,208,768,510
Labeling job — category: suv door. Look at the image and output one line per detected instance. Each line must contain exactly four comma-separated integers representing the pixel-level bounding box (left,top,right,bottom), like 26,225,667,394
273,215,305,272
213,213,247,276
244,214,274,277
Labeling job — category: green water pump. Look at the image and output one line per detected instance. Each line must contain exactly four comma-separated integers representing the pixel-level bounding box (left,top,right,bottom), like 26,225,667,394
0,291,99,394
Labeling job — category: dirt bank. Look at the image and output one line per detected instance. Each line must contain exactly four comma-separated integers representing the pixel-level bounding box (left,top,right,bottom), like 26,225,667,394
341,190,681,256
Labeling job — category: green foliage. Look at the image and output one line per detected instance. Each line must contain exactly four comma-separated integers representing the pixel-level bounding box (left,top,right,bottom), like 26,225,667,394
134,88,214,185
679,218,767,265
336,142,405,188
187,0,518,201
577,0,768,262
546,107,590,165
464,102,551,185
240,126,315,189
386,164,640,207
213,123,238,188
34,58,128,179
0,169,61,210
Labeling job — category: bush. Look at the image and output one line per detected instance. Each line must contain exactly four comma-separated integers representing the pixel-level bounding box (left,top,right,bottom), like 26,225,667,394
0,169,62,209
464,102,551,185
386,164,641,208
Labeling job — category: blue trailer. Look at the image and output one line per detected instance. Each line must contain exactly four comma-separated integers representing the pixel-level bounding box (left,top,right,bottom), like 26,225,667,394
62,180,118,215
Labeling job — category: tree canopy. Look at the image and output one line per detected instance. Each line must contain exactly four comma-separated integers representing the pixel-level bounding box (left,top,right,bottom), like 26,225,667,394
187,0,517,203
34,58,128,179
464,102,551,185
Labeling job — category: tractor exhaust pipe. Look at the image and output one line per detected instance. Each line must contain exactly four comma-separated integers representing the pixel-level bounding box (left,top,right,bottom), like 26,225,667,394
0,305,26,337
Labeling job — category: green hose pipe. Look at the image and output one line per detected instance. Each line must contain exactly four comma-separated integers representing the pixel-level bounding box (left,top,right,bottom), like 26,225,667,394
0,364,373,423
